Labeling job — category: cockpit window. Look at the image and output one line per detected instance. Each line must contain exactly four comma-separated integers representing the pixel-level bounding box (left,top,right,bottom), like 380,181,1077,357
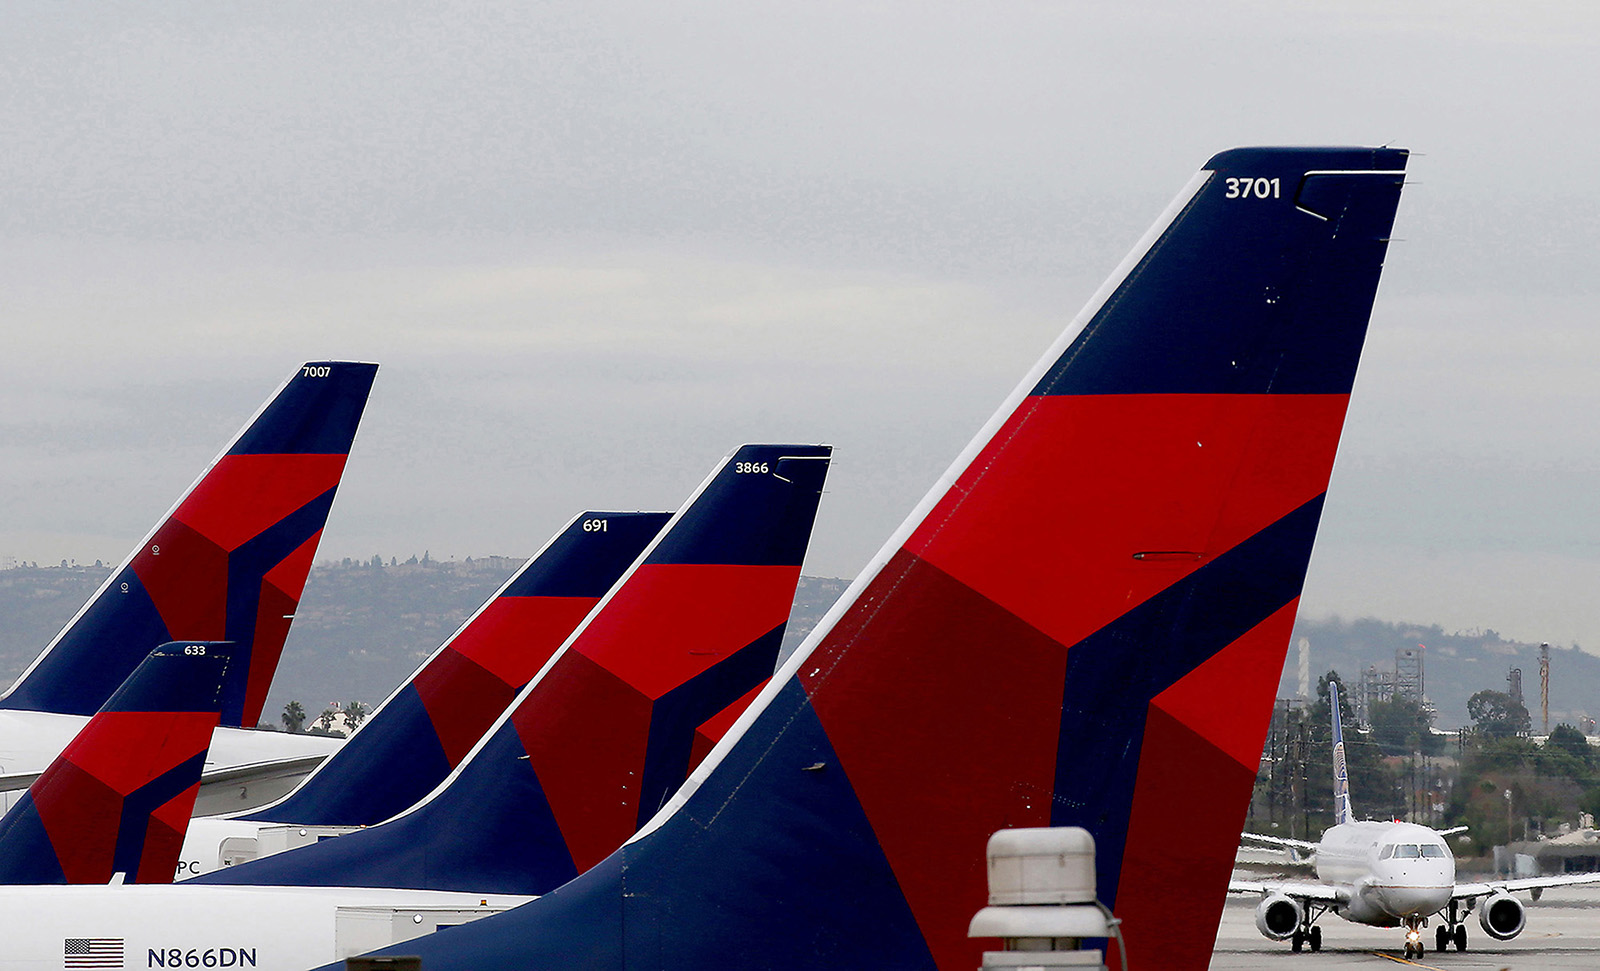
1379,845,1395,860
1420,845,1446,858
1397,844,1421,859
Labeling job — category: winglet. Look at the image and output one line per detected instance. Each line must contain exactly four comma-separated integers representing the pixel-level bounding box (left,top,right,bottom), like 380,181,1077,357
0,641,237,884
1,362,378,728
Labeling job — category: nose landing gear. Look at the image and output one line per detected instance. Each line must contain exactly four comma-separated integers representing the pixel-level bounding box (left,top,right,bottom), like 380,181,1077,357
1402,916,1425,960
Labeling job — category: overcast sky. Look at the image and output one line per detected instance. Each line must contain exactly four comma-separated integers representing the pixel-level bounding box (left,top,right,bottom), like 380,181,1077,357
4,2,1600,657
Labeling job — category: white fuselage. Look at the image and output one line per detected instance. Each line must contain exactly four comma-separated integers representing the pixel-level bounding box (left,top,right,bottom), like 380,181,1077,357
1315,820,1454,926
0,710,341,812
0,884,533,970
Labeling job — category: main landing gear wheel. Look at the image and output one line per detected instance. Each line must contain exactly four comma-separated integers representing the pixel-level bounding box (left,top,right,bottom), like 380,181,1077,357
1439,900,1468,952
1291,930,1304,952
1308,926,1321,952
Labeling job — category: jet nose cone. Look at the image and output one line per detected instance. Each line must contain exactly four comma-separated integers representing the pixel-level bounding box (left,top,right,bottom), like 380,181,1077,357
1372,879,1453,918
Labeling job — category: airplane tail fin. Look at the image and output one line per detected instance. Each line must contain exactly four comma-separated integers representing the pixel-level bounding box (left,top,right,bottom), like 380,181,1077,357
0,641,237,884
1330,680,1353,825
244,510,673,826
196,444,832,894
346,147,1407,971
1,362,378,728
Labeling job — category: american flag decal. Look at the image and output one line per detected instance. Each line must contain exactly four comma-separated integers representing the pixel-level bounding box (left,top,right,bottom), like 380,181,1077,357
64,938,124,969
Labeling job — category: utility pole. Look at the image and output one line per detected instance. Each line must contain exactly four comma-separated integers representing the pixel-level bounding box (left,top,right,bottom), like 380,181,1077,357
1505,789,1515,856
1267,699,1286,829
1286,715,1307,841
1298,718,1310,841
1409,754,1418,824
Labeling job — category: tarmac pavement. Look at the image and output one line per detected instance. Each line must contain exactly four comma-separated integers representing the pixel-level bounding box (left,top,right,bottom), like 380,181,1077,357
1212,884,1600,970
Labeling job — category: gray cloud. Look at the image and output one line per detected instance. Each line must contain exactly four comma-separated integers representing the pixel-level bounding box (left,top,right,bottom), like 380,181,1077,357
4,1,1600,652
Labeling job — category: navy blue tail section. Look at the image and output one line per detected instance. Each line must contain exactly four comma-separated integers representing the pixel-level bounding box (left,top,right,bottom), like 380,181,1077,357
241,510,672,827
0,642,236,884
1,361,377,727
320,147,1407,971
195,445,831,894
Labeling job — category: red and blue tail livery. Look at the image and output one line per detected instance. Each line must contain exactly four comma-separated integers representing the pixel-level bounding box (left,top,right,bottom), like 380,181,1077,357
197,444,832,895
240,510,673,827
1,362,378,728
345,147,1408,971
0,641,238,885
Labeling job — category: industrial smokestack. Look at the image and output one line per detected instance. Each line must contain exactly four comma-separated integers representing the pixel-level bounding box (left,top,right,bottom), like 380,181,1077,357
1540,642,1551,736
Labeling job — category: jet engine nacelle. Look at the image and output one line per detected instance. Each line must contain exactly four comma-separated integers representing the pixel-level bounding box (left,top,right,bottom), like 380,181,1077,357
1254,893,1303,941
1478,891,1526,941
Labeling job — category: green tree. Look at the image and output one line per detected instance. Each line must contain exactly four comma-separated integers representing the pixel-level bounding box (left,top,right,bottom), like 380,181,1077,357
308,706,346,738
1307,671,1362,737
1532,726,1595,795
281,700,307,733
1548,724,1593,764
1369,695,1443,756
344,700,369,730
1472,735,1538,773
1468,690,1531,738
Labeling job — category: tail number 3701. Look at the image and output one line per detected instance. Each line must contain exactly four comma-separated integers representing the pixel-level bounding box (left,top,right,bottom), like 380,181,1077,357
1224,177,1280,200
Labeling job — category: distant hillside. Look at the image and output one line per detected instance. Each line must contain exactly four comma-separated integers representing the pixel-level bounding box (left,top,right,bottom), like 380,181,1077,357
0,562,854,727
267,562,852,722
3,563,1591,732
1282,615,1599,731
